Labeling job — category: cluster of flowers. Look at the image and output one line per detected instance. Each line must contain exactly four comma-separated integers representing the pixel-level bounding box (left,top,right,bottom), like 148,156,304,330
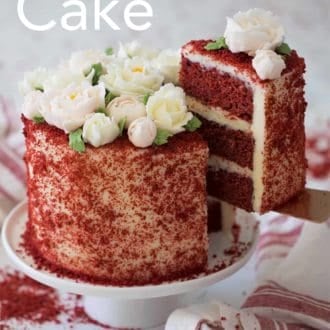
206,8,291,80
20,41,200,151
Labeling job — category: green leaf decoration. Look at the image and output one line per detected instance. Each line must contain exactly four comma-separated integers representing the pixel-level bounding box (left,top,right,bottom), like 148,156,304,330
153,129,173,146
142,92,151,105
118,117,127,136
32,115,45,124
105,90,116,106
86,63,104,85
69,128,85,153
95,107,107,115
184,116,202,132
105,47,114,56
35,86,44,92
205,37,228,51
275,42,292,56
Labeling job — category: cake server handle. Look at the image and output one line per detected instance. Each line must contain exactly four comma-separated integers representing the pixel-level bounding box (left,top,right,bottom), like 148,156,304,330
274,188,330,224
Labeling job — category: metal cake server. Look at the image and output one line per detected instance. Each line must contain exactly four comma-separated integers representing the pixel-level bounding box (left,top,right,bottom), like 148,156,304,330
274,188,330,224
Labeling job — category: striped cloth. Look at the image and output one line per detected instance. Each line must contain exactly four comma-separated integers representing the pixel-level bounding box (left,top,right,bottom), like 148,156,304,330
167,214,330,330
1,96,330,329
0,95,25,223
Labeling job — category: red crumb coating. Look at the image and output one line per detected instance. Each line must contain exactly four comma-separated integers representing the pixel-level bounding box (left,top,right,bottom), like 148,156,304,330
207,197,222,233
23,117,209,286
207,169,253,212
260,57,307,212
199,117,254,169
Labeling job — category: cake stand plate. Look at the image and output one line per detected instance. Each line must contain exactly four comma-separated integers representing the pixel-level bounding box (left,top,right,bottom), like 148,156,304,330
2,201,259,329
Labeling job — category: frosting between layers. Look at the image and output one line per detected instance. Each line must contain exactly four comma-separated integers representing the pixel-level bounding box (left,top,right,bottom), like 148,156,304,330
208,155,253,178
186,96,251,132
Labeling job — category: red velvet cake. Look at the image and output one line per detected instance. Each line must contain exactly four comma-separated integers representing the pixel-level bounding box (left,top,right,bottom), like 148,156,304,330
180,15,307,213
20,44,210,285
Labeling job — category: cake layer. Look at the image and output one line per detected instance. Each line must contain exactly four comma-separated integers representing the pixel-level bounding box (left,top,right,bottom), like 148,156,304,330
23,117,209,285
181,54,254,122
207,168,253,212
199,116,254,169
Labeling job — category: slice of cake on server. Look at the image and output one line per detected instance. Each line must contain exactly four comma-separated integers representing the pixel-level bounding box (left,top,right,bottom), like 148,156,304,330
180,8,307,213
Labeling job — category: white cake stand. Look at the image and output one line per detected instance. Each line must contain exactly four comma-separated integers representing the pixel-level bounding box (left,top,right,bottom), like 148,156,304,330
1,202,259,329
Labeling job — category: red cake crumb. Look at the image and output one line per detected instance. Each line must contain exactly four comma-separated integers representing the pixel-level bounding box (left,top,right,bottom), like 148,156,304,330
0,270,62,324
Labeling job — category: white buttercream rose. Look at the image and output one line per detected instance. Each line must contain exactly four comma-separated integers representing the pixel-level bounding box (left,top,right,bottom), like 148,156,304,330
224,8,284,56
100,58,164,96
19,67,49,95
61,49,113,75
128,117,157,148
43,68,93,91
39,82,105,133
152,49,180,84
146,83,192,134
117,41,159,60
252,50,286,80
106,95,146,128
82,113,119,147
22,91,44,119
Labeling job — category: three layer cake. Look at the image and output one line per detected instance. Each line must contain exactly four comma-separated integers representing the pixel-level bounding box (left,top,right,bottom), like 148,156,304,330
180,9,307,212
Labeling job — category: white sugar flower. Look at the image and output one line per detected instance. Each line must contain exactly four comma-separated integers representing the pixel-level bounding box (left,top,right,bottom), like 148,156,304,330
128,117,157,148
100,58,164,97
19,67,49,95
61,49,113,75
117,41,159,60
43,68,93,91
224,8,284,56
22,90,44,119
252,49,286,80
106,95,146,128
83,113,119,147
39,82,105,133
146,83,193,134
152,49,181,84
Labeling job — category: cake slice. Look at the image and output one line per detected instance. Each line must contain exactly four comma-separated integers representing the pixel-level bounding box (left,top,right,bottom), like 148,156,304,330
180,39,307,213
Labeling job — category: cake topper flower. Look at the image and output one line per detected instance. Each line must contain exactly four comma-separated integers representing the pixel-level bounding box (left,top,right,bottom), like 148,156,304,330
20,42,200,152
204,8,292,80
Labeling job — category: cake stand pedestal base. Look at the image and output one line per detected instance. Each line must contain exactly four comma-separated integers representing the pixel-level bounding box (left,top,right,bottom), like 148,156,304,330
84,291,204,328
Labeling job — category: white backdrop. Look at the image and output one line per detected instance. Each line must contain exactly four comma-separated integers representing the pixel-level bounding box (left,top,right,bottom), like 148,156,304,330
0,0,329,119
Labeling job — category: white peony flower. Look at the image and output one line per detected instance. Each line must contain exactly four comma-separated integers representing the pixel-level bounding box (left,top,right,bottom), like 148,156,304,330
152,49,181,84
100,58,164,97
128,117,157,148
106,95,146,128
82,113,119,147
61,49,113,75
117,41,159,60
146,83,193,134
252,49,286,80
224,8,284,56
22,90,44,119
39,82,105,133
43,68,93,91
19,67,49,95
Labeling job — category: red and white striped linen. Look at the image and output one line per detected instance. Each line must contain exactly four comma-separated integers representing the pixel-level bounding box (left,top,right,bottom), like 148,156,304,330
166,214,330,330
0,95,25,222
